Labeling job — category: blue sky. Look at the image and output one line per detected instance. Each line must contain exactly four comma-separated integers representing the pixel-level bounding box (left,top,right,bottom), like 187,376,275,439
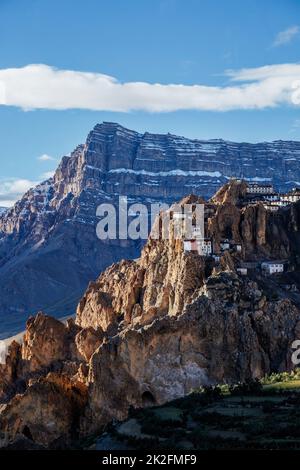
1,0,300,205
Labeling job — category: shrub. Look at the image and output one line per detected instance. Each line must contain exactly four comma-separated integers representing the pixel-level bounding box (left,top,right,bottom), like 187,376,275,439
229,378,263,396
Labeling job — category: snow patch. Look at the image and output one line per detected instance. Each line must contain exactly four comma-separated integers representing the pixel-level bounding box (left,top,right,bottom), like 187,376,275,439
247,177,272,182
109,168,222,178
0,207,7,215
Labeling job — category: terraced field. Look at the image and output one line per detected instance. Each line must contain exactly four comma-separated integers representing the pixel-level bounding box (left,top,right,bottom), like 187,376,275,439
91,377,300,450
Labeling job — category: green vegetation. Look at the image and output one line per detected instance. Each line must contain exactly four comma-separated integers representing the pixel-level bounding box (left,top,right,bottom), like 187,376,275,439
262,368,300,385
152,407,184,423
93,372,300,450
263,380,300,391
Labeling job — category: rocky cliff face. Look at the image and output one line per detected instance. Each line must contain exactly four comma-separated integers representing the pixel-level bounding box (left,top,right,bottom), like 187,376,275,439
1,122,300,337
0,185,300,448
208,180,300,260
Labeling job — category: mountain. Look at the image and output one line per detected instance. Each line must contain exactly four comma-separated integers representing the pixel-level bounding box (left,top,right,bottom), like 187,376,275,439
1,122,300,338
0,181,299,448
0,208,7,216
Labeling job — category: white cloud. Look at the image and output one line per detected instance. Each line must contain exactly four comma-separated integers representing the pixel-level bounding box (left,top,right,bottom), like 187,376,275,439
40,171,55,180
37,154,56,161
226,63,300,81
273,26,299,47
0,178,38,207
0,200,17,208
289,118,300,133
0,63,299,112
0,171,57,207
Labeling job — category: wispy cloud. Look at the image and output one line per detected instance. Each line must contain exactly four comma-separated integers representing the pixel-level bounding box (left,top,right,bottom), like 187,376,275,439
289,118,300,134
37,153,56,161
273,26,299,47
0,63,300,112
0,171,56,207
293,119,300,128
0,178,38,207
40,170,55,180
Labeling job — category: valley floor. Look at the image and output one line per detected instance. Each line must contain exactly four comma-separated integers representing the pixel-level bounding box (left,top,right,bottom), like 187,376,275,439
89,376,300,451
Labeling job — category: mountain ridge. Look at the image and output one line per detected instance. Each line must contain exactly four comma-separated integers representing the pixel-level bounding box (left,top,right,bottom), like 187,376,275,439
1,121,300,337
0,180,300,448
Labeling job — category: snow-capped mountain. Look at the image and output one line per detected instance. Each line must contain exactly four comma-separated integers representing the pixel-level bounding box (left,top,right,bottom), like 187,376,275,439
1,121,300,338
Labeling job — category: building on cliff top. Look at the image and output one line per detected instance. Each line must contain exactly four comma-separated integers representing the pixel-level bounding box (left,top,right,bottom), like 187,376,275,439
237,267,248,276
246,182,275,195
184,238,212,256
244,182,300,210
281,188,300,204
261,261,285,275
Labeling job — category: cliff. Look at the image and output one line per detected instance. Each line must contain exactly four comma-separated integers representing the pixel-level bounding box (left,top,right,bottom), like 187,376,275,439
1,122,300,336
0,183,300,448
